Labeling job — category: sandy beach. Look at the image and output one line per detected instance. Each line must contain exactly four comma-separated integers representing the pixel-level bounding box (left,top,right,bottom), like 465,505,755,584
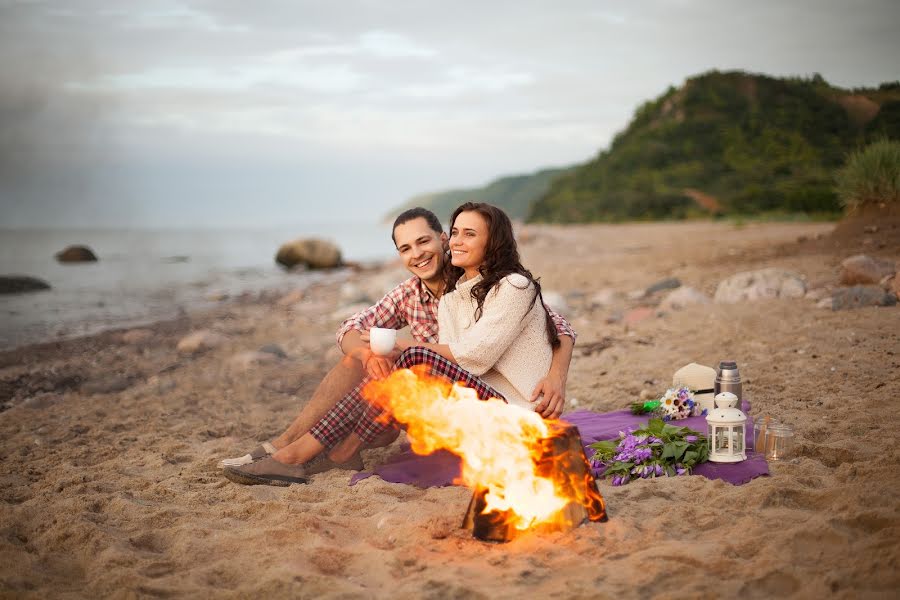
1,219,898,598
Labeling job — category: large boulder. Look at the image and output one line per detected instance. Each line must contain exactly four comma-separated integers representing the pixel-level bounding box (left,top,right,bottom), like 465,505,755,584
714,268,806,303
0,275,51,294
839,254,896,285
55,245,98,263
275,238,342,270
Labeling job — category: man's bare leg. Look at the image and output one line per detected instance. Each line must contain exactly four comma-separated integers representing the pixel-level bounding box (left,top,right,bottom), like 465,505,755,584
327,432,368,463
271,432,326,464
271,355,365,450
269,427,400,466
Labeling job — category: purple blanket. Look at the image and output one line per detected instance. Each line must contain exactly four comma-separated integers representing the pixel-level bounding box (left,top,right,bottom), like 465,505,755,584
350,407,769,488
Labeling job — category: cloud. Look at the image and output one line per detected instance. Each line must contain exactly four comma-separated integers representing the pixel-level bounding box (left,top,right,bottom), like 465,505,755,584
1,0,899,227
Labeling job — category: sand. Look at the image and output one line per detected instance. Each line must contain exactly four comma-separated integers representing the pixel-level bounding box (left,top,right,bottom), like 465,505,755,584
1,220,899,599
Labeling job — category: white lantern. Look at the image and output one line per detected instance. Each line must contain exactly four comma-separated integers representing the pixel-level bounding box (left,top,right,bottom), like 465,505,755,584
706,392,747,463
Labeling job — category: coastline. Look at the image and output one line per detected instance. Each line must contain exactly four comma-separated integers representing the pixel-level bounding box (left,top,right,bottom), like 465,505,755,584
1,220,899,597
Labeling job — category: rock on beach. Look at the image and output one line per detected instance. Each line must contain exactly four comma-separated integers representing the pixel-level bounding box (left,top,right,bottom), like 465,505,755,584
659,286,710,311
275,238,342,270
839,254,896,285
829,286,898,311
176,330,227,354
714,268,806,303
55,245,98,263
0,275,51,294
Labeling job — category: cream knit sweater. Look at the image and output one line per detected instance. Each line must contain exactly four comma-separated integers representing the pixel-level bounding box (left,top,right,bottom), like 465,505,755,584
438,273,553,409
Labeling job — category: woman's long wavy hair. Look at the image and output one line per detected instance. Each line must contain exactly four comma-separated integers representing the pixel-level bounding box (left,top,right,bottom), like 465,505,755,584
444,202,560,349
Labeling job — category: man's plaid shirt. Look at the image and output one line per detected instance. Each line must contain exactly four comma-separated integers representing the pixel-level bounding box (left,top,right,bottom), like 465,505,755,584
336,275,576,346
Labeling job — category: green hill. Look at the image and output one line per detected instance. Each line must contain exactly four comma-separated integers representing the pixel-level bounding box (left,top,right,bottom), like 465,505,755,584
387,167,572,223
528,71,900,222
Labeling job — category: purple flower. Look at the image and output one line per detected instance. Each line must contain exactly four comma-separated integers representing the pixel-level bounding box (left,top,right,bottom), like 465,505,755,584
676,467,687,476
685,435,698,443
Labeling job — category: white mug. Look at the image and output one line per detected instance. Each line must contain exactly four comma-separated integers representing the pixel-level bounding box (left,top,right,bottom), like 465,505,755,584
369,327,397,356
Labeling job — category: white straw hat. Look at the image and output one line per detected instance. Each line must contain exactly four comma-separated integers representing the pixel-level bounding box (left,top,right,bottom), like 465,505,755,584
673,363,717,413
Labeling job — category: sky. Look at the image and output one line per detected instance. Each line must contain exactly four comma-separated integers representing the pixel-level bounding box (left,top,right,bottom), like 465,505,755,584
1,0,898,228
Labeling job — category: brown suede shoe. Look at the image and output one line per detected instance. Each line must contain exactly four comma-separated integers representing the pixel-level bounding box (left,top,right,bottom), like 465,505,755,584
223,456,309,487
303,452,365,475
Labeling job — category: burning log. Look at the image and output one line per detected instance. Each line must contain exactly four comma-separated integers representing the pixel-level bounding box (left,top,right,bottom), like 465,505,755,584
361,366,609,543
462,423,607,542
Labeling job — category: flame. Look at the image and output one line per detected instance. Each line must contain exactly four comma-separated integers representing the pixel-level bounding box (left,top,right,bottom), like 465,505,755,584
362,365,573,531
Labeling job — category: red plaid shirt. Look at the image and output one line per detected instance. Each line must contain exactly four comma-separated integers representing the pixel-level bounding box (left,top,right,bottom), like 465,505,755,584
336,275,576,346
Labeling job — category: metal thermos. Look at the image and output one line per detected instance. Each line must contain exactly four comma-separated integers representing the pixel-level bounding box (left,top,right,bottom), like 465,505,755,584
714,360,742,405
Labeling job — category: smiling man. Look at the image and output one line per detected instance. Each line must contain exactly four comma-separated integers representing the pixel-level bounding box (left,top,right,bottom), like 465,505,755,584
220,207,576,483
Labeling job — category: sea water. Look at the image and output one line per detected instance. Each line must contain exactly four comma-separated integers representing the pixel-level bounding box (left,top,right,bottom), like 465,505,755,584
0,222,394,349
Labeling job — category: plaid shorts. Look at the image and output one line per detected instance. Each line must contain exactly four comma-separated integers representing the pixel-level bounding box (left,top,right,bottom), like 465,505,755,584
308,346,505,448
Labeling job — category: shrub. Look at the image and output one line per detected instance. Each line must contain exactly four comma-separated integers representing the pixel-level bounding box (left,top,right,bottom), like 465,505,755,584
835,138,900,212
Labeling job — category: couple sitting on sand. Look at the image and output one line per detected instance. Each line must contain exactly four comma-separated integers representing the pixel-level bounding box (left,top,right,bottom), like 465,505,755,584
221,202,576,486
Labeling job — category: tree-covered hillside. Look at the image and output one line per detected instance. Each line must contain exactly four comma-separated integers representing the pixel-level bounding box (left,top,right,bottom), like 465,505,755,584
387,167,571,223
528,71,900,222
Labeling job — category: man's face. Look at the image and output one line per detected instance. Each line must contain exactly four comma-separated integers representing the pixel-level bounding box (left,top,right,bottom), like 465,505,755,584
393,217,447,282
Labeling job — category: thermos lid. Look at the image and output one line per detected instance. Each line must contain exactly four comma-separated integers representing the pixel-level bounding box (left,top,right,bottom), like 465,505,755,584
719,360,738,370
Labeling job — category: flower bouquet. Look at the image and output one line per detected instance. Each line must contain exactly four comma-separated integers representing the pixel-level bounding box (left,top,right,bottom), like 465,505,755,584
589,418,709,486
630,386,702,421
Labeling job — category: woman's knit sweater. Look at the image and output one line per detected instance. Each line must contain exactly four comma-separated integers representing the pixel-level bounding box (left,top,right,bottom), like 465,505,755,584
438,273,553,409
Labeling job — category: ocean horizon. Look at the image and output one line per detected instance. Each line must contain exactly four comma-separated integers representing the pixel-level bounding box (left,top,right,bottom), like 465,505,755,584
0,221,396,350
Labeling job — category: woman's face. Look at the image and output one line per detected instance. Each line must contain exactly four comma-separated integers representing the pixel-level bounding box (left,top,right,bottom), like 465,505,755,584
450,210,489,274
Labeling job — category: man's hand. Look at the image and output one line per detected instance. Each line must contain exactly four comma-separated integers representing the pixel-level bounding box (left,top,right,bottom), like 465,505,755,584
530,372,566,419
348,340,397,380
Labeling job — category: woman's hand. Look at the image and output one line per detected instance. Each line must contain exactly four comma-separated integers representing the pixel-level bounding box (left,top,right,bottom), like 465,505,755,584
530,372,565,419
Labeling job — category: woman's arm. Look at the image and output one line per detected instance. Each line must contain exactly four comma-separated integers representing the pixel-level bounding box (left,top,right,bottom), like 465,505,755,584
444,275,537,376
395,339,456,362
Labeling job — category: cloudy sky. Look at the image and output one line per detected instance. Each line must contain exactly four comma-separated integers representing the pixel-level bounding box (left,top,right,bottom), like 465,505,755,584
1,0,898,228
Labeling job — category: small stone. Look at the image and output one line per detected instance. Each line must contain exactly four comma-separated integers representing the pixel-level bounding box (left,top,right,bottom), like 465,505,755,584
830,286,897,311
589,289,621,308
176,330,227,354
624,306,655,325
258,344,287,358
839,254,896,286
605,311,623,324
816,297,832,309
228,351,279,371
639,389,654,400
645,277,681,296
626,289,646,301
659,286,710,311
81,376,134,395
805,288,830,301
22,393,62,410
863,225,879,234
276,289,306,307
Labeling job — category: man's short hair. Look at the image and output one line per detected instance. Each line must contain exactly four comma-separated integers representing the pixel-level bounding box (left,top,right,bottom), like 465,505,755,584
391,207,443,246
